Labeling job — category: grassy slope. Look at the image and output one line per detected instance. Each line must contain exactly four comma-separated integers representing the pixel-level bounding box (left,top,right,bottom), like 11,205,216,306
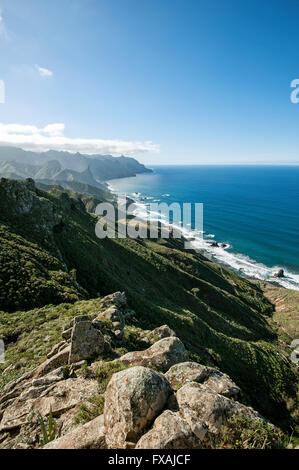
0,180,298,428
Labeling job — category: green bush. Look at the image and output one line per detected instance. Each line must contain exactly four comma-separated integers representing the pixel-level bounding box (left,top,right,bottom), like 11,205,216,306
217,414,285,449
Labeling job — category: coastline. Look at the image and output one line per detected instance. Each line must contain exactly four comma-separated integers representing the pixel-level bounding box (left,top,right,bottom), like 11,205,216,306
106,175,299,292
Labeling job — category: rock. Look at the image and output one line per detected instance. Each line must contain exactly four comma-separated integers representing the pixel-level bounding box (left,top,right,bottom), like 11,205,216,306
34,347,70,378
43,415,106,449
61,328,73,341
165,362,209,388
100,292,127,309
152,325,177,339
31,366,68,388
95,306,125,330
204,369,241,398
117,337,189,373
0,378,98,433
176,382,261,440
165,361,241,399
136,410,201,449
69,321,105,364
104,366,172,449
274,269,284,278
47,341,68,359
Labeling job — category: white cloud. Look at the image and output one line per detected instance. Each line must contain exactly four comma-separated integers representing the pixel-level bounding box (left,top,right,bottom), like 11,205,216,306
36,65,53,78
0,122,160,156
0,9,8,39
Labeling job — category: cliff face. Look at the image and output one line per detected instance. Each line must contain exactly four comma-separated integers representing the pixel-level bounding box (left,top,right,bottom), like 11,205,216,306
0,178,297,438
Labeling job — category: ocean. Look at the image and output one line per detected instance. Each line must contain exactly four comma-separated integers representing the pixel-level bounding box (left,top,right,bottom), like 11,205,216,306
109,165,299,290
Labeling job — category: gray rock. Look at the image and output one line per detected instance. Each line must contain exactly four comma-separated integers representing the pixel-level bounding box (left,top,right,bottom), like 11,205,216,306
152,325,177,339
95,306,125,330
176,382,262,443
117,337,189,373
100,292,127,309
47,341,68,359
136,410,202,449
34,347,70,378
204,368,241,398
43,415,106,449
61,328,73,341
69,321,105,364
165,362,209,387
104,366,172,449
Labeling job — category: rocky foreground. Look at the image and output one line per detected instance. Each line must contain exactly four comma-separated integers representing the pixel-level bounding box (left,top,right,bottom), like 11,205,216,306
0,292,276,449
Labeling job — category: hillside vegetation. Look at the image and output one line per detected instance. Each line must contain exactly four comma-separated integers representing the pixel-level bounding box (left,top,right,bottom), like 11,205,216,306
0,178,298,429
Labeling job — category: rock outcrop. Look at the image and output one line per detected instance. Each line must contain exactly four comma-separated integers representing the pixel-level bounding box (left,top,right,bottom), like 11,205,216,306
117,337,189,373
104,366,172,449
44,415,106,449
176,382,261,446
0,291,272,450
136,410,202,449
69,321,105,364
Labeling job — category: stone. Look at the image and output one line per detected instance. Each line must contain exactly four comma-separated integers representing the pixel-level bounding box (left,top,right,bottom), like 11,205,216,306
69,321,105,364
43,415,106,449
152,325,177,339
165,362,209,387
95,306,125,330
117,337,189,373
100,292,127,309
136,410,202,449
104,366,172,449
176,382,261,439
34,347,70,378
204,369,241,398
61,328,73,341
0,378,98,433
47,341,68,359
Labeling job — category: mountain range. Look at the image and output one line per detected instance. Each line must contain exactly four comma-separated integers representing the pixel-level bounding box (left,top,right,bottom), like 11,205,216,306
0,146,152,192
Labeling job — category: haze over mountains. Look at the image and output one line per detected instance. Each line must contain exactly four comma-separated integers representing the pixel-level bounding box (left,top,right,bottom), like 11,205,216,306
0,146,152,190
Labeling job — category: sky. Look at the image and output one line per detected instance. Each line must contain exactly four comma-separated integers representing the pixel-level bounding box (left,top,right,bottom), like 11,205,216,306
0,0,299,164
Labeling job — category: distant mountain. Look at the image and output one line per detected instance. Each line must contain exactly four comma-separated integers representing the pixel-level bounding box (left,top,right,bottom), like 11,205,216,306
0,146,152,181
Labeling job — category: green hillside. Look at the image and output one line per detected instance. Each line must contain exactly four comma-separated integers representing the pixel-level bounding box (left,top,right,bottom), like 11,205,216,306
0,178,297,429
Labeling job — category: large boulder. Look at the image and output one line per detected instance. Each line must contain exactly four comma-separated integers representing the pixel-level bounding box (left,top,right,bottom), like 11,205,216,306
69,321,105,364
104,366,172,449
43,415,106,449
0,378,98,433
165,363,240,398
176,382,261,443
117,337,188,373
136,410,202,449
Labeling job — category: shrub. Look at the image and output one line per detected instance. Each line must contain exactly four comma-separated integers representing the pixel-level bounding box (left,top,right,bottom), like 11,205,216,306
217,414,285,449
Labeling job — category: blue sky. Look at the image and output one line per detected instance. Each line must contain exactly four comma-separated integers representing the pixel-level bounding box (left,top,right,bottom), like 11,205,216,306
0,0,299,164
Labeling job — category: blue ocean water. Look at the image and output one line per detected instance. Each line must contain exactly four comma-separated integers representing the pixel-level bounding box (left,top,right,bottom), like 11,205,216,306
109,165,299,290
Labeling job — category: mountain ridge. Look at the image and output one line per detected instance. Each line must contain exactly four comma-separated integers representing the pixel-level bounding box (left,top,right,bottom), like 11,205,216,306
0,177,297,433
